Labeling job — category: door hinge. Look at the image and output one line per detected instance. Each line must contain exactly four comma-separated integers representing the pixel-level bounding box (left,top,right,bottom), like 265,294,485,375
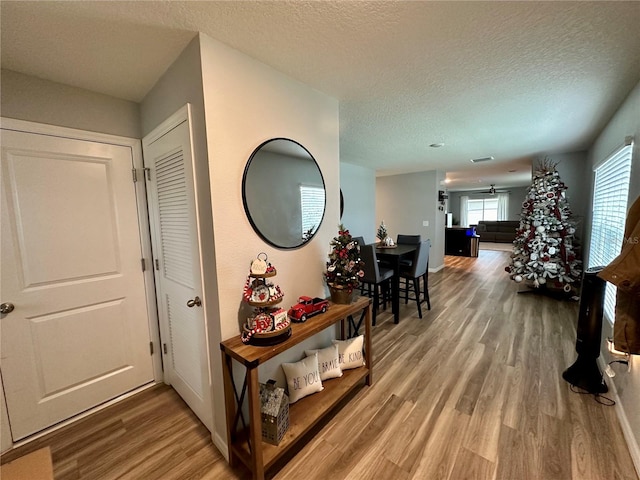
144,167,151,181
141,258,146,271
149,341,154,355
155,259,160,271
132,168,138,182
163,343,168,355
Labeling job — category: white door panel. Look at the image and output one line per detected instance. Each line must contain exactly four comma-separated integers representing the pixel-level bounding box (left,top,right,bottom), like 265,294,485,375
143,106,212,431
1,129,154,440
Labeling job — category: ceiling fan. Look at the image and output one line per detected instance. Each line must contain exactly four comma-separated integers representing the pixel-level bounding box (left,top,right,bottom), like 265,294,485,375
476,184,510,195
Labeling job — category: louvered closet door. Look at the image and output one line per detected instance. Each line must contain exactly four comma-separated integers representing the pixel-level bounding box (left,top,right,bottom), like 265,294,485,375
143,109,212,431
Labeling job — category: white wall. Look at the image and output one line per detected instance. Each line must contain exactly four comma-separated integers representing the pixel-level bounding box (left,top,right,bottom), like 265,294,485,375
376,170,446,270
140,35,202,137
198,33,340,446
586,80,640,469
340,162,376,242
506,187,529,220
1,69,141,138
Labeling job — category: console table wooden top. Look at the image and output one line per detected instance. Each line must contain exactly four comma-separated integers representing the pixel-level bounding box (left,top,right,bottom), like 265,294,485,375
220,296,371,367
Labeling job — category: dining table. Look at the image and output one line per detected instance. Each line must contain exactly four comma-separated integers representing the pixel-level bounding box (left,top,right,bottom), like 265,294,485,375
375,243,418,324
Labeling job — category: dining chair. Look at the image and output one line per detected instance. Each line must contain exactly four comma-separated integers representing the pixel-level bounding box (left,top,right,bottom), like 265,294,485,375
352,236,366,246
396,234,421,266
396,234,421,245
399,239,431,318
359,244,394,326
396,234,428,287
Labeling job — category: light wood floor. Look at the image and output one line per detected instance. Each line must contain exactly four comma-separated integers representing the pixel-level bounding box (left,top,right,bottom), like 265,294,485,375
2,251,637,480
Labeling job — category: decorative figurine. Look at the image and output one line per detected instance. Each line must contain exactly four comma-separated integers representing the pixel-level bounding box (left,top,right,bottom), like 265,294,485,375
288,296,329,322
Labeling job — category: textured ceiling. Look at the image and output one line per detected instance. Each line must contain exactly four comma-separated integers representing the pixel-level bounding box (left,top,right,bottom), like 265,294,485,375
2,1,639,190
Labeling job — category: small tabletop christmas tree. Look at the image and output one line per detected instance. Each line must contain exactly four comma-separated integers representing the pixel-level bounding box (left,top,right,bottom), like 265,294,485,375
506,159,582,291
376,221,388,242
324,224,364,293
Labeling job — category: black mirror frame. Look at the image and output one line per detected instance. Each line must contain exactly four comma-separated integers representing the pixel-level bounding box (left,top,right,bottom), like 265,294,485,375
242,138,326,250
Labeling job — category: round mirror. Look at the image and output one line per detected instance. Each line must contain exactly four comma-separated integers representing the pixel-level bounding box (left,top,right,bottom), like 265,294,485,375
242,138,326,249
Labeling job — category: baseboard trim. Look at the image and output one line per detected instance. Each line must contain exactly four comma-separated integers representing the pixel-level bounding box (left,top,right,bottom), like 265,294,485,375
429,264,444,273
598,357,640,478
212,431,229,462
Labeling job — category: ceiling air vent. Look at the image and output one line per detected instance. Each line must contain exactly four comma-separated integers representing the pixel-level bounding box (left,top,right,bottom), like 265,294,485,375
470,156,495,163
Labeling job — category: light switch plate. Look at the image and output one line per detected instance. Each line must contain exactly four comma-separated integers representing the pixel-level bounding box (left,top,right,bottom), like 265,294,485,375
423,220,429,227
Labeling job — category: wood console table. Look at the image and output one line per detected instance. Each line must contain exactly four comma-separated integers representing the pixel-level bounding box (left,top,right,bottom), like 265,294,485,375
220,296,373,480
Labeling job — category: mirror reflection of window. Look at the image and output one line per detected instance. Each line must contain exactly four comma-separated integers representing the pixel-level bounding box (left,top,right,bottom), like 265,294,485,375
300,184,325,240
242,138,326,249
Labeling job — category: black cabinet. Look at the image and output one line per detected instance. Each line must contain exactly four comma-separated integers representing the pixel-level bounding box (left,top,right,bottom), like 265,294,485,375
445,228,479,257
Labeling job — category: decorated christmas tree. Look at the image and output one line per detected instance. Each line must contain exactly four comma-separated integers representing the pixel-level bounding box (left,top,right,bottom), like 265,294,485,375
506,159,582,291
324,224,364,292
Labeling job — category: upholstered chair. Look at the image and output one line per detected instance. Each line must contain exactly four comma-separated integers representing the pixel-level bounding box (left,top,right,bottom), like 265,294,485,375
399,240,431,318
359,244,394,326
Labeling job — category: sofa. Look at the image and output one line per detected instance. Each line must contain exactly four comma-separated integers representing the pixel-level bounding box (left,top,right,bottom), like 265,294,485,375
474,220,519,243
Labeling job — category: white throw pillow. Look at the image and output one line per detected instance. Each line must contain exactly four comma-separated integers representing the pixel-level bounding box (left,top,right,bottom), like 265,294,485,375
304,344,342,381
332,335,366,370
281,353,324,404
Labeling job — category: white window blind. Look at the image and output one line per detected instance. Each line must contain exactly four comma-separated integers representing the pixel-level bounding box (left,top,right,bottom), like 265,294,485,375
300,185,324,239
588,139,633,323
467,198,498,225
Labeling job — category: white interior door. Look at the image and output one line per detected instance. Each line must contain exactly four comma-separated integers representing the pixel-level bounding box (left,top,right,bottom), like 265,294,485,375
143,105,212,431
0,127,154,440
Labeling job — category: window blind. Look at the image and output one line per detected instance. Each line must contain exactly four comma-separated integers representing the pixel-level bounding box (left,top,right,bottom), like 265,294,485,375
588,140,633,323
466,197,498,225
300,185,325,239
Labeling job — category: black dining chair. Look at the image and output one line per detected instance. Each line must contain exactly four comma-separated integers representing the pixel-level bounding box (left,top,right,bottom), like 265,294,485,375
359,244,394,326
352,236,366,246
399,239,431,318
396,234,422,267
396,233,429,287
396,234,421,245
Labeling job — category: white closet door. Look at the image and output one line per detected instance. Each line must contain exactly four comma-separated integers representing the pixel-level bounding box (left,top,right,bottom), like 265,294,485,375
143,106,212,431
0,128,154,440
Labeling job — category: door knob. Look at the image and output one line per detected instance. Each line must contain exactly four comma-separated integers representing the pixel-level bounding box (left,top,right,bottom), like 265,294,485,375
1,302,15,314
186,296,202,308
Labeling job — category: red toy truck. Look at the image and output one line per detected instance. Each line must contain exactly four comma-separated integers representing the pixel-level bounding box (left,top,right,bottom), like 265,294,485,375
287,296,329,322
